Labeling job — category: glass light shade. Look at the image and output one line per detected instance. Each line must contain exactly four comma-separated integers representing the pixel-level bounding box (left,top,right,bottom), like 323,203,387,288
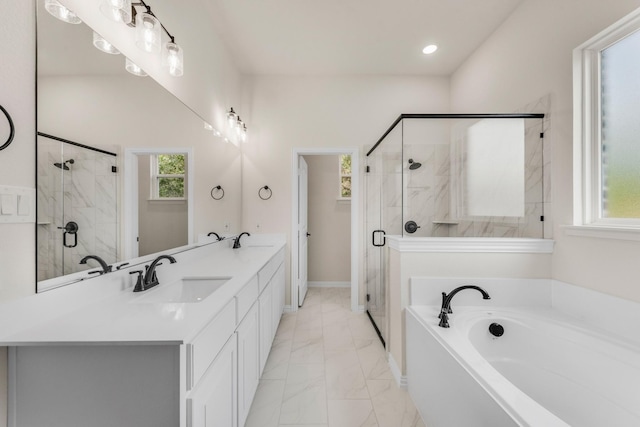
125,58,147,77
99,0,132,24
227,108,237,129
163,42,184,77
135,12,161,53
44,0,82,24
240,124,248,142
235,117,244,135
93,32,120,55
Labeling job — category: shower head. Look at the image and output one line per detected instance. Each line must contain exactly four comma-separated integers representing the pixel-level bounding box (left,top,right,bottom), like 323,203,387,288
53,159,74,170
408,158,422,170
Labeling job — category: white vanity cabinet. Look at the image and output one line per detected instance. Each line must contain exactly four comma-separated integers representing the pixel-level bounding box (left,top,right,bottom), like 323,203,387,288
5,242,287,427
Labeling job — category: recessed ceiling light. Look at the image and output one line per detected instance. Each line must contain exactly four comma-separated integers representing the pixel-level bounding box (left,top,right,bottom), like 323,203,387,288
422,44,438,55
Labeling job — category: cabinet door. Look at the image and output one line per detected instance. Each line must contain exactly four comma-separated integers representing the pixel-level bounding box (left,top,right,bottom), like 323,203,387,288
237,303,260,427
271,263,286,339
188,335,237,427
258,285,273,375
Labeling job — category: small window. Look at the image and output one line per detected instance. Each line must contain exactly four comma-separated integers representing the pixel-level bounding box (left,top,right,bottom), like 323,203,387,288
574,10,640,227
152,154,186,199
339,154,352,199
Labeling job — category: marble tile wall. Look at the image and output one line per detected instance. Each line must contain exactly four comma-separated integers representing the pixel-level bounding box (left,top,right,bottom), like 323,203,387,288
37,138,118,281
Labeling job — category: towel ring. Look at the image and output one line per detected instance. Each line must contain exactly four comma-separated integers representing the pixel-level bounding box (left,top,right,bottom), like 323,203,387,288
210,185,225,200
258,185,272,200
0,105,15,152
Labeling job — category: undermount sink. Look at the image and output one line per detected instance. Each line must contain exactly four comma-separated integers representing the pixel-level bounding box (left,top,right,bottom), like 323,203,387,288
133,276,231,304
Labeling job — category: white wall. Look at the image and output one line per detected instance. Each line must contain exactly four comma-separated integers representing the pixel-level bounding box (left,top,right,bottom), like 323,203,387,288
242,75,450,305
305,155,350,283
450,0,640,302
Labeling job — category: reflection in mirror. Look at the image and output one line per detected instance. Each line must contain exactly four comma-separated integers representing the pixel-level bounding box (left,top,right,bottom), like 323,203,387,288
36,0,242,291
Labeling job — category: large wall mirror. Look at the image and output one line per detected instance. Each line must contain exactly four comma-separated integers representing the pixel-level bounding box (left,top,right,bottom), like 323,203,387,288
36,0,242,291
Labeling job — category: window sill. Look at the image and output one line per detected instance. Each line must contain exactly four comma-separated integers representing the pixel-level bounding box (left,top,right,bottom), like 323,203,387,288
562,225,640,241
147,198,187,204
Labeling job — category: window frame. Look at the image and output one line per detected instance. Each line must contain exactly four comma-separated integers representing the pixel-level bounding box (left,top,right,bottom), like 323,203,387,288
338,154,352,200
573,9,640,231
150,153,186,200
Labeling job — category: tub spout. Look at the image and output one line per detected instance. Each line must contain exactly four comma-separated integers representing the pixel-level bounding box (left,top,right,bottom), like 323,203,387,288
438,285,491,328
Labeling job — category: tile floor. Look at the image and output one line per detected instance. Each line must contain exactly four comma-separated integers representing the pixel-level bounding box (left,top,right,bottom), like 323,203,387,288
245,287,426,427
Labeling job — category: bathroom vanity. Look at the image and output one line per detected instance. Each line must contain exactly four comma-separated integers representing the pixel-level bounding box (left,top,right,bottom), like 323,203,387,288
0,236,286,427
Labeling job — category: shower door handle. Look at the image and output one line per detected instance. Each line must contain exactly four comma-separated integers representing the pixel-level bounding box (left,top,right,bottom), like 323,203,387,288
58,221,79,248
372,230,386,247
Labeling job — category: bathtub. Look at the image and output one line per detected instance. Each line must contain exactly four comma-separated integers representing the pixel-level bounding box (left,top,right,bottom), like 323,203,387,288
406,305,640,426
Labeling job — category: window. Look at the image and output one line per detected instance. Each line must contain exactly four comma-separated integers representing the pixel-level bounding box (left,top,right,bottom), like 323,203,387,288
574,10,640,228
152,154,186,199
339,154,352,199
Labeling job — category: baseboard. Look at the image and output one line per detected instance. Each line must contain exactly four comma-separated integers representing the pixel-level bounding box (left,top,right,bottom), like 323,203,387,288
308,281,350,288
388,351,407,390
283,305,295,313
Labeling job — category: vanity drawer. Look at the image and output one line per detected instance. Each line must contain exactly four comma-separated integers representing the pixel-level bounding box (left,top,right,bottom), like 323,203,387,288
236,276,259,324
258,248,285,293
187,299,236,390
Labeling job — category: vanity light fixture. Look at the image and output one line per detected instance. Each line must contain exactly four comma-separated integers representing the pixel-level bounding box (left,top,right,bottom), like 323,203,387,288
93,32,121,55
227,108,237,129
235,116,244,135
422,44,438,55
240,124,248,143
45,0,82,24
125,58,148,76
99,0,132,24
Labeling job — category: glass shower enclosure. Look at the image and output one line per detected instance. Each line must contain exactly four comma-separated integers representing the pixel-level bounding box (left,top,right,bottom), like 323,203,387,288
364,113,547,346
37,133,118,282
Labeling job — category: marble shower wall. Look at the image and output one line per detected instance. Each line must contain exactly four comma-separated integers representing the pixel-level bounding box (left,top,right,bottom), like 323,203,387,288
37,136,118,281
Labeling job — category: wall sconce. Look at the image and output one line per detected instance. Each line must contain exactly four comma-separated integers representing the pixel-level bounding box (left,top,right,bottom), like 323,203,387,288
98,0,184,77
44,0,82,24
226,108,248,143
227,108,237,129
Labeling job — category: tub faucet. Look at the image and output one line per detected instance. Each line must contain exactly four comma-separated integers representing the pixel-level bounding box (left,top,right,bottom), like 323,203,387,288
79,255,112,275
233,232,251,249
438,285,491,328
135,254,177,292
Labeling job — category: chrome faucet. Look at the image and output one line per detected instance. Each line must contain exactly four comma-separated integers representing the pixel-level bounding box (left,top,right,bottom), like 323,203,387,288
438,285,491,328
79,255,112,275
233,232,251,249
130,254,177,292
207,232,224,241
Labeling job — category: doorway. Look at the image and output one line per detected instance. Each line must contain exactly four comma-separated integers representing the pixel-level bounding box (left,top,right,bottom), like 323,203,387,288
291,148,359,312
123,148,194,260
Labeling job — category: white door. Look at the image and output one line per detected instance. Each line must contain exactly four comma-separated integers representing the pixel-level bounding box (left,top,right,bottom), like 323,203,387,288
298,156,309,306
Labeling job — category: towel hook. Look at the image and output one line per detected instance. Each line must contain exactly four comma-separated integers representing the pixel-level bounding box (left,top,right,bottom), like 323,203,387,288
258,185,272,200
210,185,225,200
0,104,15,152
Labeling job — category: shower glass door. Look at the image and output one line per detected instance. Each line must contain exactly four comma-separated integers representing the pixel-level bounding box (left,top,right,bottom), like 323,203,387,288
365,124,403,346
37,134,118,281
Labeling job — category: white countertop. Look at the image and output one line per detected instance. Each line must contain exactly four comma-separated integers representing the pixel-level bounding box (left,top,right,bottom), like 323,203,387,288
0,236,286,346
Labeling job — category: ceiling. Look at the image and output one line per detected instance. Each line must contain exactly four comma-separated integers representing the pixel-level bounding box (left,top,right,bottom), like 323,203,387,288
203,0,525,76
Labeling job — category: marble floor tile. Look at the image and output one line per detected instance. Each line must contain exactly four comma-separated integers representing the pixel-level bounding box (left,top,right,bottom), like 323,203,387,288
246,287,425,427
245,379,285,427
280,364,328,425
367,380,423,427
328,399,378,427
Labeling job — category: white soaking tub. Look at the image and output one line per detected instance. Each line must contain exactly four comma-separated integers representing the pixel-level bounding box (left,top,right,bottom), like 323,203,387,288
405,279,640,427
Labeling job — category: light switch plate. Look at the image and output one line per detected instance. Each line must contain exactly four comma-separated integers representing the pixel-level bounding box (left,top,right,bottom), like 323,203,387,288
0,186,36,223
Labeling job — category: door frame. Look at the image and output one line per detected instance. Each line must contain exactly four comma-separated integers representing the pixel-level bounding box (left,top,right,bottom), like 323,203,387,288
123,147,194,260
290,148,360,313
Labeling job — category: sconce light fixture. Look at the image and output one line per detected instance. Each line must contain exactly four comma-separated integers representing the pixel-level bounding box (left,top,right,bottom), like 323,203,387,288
227,108,237,129
45,0,82,24
97,0,184,77
225,108,248,143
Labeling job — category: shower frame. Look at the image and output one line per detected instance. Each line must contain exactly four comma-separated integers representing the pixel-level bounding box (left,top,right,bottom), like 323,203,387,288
364,112,546,346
